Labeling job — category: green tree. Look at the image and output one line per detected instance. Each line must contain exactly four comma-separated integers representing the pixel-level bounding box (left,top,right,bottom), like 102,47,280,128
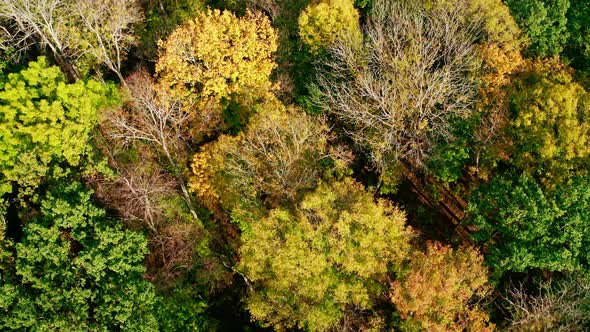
0,182,157,330
505,0,570,57
467,173,590,279
298,0,363,54
565,0,590,68
155,284,213,331
238,178,413,331
0,57,115,202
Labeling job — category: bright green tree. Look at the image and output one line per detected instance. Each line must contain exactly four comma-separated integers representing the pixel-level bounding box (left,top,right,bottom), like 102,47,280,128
0,57,115,202
505,0,590,67
467,173,590,279
238,178,413,331
0,182,157,330
298,0,363,54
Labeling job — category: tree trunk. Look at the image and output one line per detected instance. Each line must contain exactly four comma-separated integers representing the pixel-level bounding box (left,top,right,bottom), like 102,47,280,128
162,144,200,223
54,54,80,83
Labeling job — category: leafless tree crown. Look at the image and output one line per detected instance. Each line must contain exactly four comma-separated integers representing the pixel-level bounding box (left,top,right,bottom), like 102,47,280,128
313,0,480,172
0,0,141,81
504,276,590,330
108,69,199,222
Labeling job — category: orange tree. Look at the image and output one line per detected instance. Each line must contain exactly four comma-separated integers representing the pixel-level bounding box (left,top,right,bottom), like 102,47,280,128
391,242,492,331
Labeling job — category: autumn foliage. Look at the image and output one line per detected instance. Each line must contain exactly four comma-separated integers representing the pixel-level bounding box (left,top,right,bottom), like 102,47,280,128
298,0,362,54
391,242,492,331
239,178,413,330
1,0,590,330
156,9,277,106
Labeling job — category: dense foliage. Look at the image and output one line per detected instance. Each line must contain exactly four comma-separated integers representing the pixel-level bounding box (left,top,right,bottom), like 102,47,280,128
0,183,157,330
468,173,590,278
508,61,590,185
298,0,362,54
239,178,412,330
391,242,492,331
0,57,114,202
1,0,589,330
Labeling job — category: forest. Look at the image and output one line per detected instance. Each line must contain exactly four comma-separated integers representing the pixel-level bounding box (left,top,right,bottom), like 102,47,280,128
0,0,589,330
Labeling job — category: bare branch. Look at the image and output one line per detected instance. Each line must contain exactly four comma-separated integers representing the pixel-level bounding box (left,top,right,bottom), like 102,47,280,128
312,0,480,173
108,69,200,222
503,276,590,330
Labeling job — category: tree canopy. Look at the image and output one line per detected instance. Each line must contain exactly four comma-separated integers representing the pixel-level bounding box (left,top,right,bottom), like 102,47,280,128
1,0,589,330
391,242,492,331
239,178,413,331
156,9,277,106
298,0,362,54
0,182,157,330
468,173,590,278
313,0,479,176
508,61,590,185
0,57,115,201
189,99,343,212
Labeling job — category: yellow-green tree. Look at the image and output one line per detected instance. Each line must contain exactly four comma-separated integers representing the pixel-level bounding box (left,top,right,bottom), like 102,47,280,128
0,57,115,202
298,0,363,54
156,9,277,114
391,242,492,332
239,178,413,331
509,60,590,186
465,0,525,180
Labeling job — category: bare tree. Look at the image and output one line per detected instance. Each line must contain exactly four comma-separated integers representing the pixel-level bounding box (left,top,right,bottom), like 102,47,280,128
0,0,81,80
114,165,176,232
147,222,200,285
503,276,590,331
108,69,200,222
312,0,480,174
76,0,142,84
0,0,141,82
246,0,280,20
224,106,332,204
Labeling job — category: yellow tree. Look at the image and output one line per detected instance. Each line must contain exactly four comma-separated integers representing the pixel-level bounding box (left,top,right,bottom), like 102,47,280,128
156,9,278,135
509,60,590,186
391,242,492,332
298,0,363,54
239,178,413,331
